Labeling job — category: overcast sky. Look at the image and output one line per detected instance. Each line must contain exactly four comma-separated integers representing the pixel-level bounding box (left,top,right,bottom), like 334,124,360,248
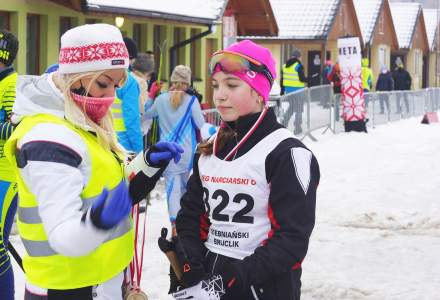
390,0,439,8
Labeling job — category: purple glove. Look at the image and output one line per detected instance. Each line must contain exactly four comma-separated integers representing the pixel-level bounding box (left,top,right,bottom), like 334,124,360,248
146,141,184,166
90,181,132,230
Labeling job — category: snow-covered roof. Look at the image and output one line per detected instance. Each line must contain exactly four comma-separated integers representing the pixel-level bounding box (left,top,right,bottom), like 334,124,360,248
86,0,226,24
423,9,438,50
390,2,421,48
267,0,340,39
353,0,382,44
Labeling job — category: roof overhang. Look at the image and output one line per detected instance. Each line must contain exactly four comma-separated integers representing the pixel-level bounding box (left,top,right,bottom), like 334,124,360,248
239,36,327,42
48,0,83,11
408,7,430,53
367,0,399,50
84,3,221,25
226,0,278,36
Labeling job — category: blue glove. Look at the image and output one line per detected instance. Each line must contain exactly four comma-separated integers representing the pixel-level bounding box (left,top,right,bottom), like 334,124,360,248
146,141,184,166
90,181,132,230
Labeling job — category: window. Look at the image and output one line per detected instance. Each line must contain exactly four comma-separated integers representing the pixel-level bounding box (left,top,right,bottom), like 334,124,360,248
27,14,41,75
190,28,202,79
0,11,10,30
153,25,167,80
436,52,440,75
378,46,387,67
414,50,420,75
133,23,142,51
85,19,99,24
173,27,186,66
59,17,73,40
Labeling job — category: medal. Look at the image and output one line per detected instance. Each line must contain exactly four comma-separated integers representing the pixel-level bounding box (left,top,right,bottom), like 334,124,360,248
125,289,148,300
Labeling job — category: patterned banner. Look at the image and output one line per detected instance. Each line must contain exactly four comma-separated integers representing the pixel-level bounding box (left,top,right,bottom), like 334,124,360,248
338,37,365,121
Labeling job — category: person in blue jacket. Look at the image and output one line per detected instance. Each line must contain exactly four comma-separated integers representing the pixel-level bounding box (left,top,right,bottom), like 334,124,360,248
113,37,143,154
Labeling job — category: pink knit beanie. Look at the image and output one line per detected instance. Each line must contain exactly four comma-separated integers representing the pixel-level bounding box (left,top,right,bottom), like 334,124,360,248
212,40,276,101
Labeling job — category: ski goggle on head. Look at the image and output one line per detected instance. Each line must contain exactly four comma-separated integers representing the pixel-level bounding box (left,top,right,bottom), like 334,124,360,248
208,50,274,86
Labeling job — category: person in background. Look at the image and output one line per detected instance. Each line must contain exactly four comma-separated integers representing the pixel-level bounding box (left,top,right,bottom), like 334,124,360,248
361,58,373,109
131,53,156,135
144,65,206,236
375,66,394,114
145,50,158,92
0,29,19,300
6,23,182,299
45,63,59,74
322,59,333,85
280,50,310,135
327,62,342,121
112,37,143,154
170,40,319,300
392,62,411,114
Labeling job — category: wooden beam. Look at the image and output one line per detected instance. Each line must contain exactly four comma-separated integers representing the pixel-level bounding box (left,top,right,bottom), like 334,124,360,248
227,0,278,36
69,0,82,11
47,0,82,11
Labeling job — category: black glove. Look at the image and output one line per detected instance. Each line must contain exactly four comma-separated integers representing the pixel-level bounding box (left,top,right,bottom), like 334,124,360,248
217,262,243,298
158,228,206,293
171,264,241,300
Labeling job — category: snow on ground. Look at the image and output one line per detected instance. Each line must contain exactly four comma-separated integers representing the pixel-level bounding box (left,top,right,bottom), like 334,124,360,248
12,117,440,299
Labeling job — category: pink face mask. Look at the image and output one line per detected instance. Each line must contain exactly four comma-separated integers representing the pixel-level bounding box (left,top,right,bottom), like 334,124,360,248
70,92,114,123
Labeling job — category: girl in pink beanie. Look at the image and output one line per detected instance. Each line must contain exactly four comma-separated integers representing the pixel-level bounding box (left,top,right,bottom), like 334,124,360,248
166,40,320,300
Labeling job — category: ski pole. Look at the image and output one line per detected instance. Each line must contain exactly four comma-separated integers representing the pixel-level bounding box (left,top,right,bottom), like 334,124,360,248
7,242,23,272
158,227,182,280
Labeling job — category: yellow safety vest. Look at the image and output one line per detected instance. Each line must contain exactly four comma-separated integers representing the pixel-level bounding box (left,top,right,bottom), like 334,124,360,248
5,113,133,289
362,67,373,91
0,71,17,181
112,96,126,132
282,62,305,88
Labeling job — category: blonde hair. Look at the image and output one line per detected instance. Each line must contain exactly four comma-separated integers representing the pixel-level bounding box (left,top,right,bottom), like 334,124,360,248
53,71,127,155
169,82,189,110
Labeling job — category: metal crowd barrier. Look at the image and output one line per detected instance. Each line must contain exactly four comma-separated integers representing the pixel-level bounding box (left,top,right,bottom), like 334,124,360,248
202,86,440,141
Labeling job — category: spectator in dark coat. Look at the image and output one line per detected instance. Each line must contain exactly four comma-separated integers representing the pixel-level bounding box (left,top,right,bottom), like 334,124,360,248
376,66,394,114
392,63,411,114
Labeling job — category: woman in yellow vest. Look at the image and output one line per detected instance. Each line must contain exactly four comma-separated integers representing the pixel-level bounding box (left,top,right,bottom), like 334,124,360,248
0,29,19,300
5,24,182,300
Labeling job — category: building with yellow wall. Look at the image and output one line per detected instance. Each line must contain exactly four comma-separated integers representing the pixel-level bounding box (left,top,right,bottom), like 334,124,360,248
0,0,226,99
354,0,399,88
390,2,429,90
240,0,364,88
424,8,440,87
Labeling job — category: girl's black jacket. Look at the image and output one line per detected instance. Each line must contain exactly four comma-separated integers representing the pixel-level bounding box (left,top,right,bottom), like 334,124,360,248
175,108,320,299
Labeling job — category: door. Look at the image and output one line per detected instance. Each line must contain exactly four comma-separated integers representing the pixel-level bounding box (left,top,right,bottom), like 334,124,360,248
0,11,10,30
422,55,428,88
308,50,321,87
27,14,41,75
